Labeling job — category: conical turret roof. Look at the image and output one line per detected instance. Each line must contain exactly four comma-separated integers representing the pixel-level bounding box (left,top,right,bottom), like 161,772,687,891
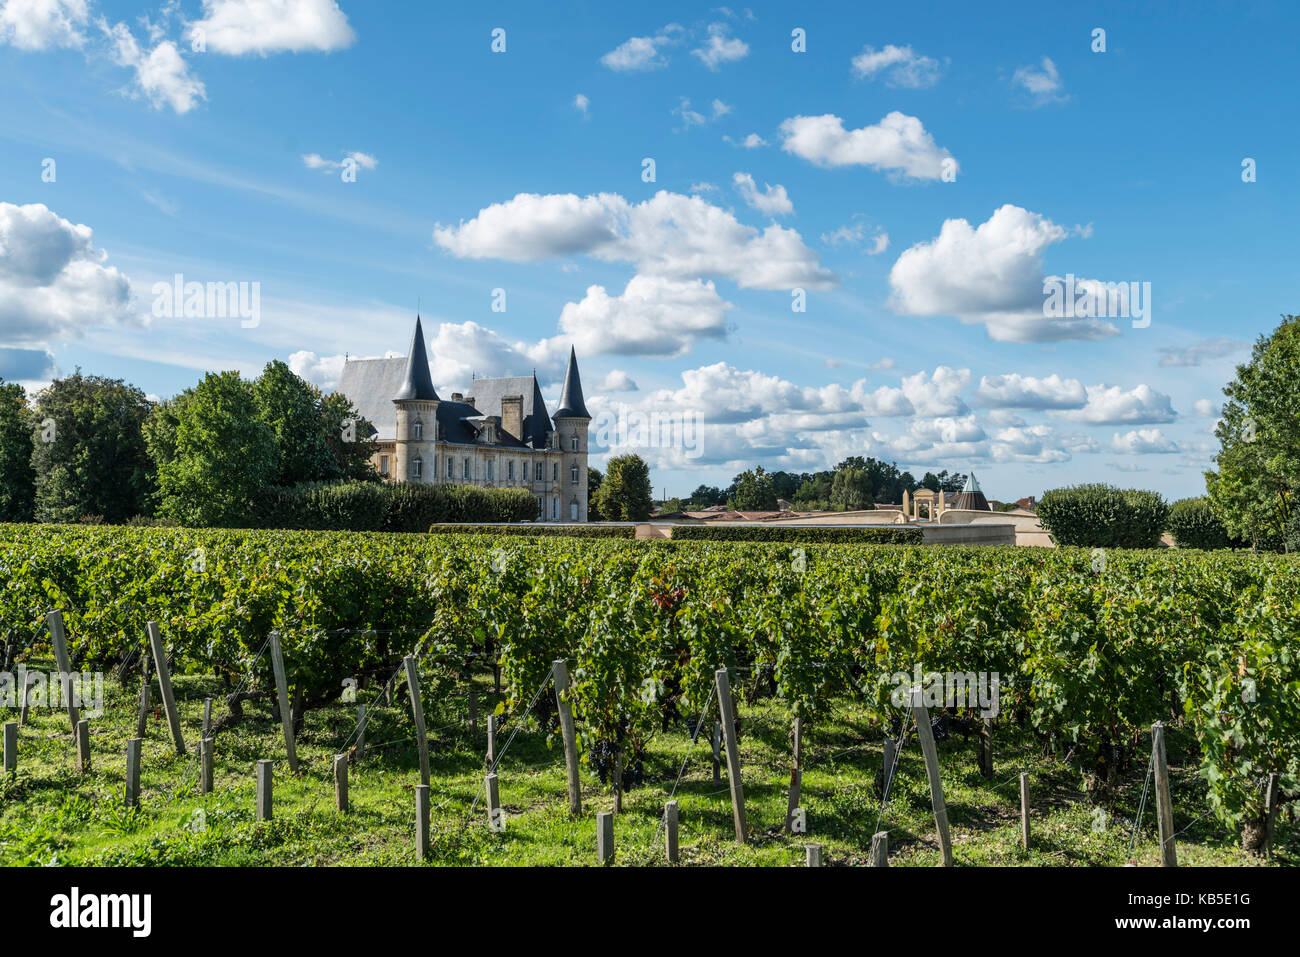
394,316,439,401
553,346,590,419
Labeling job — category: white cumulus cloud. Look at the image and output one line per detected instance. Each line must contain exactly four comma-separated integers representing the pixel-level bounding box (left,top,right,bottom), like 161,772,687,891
553,275,733,358
432,190,835,290
187,0,355,56
1110,429,1178,454
1057,384,1176,425
692,21,748,70
976,373,1086,409
851,43,943,88
0,0,88,49
732,172,793,216
888,204,1120,342
0,202,136,346
101,19,206,114
779,111,956,180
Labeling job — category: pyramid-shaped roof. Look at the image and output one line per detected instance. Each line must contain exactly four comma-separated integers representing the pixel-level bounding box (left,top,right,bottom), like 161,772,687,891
553,346,590,419
393,317,439,401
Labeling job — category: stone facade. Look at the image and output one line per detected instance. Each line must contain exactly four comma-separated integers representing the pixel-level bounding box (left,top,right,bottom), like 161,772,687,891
337,318,591,522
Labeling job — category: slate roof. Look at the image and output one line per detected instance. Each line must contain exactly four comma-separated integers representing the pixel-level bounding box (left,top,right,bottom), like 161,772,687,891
554,346,590,419
394,317,439,401
335,318,559,448
337,357,406,441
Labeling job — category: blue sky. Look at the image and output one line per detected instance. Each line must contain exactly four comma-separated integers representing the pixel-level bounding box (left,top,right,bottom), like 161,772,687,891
1,0,1296,501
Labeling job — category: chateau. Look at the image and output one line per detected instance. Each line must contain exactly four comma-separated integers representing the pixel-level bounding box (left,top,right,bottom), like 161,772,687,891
337,317,591,522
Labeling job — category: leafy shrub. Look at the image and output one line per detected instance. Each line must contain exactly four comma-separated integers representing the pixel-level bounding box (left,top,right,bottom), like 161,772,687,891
1036,484,1168,548
1168,497,1237,549
668,524,923,544
427,523,635,538
257,482,537,531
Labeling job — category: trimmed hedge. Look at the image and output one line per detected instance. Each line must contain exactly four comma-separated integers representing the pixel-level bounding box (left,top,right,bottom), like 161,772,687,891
427,523,636,538
257,481,538,532
668,524,924,544
1168,497,1237,550
1037,483,1168,548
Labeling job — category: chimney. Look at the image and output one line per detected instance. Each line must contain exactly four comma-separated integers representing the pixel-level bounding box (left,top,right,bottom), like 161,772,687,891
501,395,524,442
450,392,464,403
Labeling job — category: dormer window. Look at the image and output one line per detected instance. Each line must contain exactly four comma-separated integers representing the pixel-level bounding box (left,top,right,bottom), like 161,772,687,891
413,420,423,440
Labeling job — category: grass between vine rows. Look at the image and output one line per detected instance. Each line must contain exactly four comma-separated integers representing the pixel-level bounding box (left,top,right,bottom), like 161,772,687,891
1,665,1292,867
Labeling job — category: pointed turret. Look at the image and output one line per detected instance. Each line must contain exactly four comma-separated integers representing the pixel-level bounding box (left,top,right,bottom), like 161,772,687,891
553,346,590,419
394,316,439,401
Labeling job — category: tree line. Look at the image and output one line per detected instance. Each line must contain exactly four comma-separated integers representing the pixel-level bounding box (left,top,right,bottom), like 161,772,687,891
674,459,968,512
0,362,374,527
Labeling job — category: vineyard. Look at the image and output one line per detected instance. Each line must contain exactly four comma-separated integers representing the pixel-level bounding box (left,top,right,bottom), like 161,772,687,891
0,523,1297,865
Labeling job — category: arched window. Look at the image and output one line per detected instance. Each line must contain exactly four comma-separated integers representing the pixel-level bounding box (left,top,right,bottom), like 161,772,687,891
570,499,578,521
413,420,423,440
551,496,558,519
571,436,578,452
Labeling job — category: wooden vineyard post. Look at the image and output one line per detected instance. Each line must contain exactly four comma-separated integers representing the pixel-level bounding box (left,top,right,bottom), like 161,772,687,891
552,659,582,817
785,716,803,834
978,717,993,778
881,736,896,808
712,721,722,786
202,698,213,737
404,655,431,787
1152,722,1177,867
19,671,34,726
134,653,151,739
355,705,366,760
256,760,273,821
869,831,889,867
200,738,214,795
1020,773,1032,850
76,719,91,773
715,667,746,844
46,611,81,732
268,632,298,774
415,785,430,862
125,738,141,807
334,754,348,812
909,688,953,867
486,714,497,771
146,621,186,756
1264,773,1281,858
485,773,503,832
3,722,15,773
597,811,614,864
665,800,679,863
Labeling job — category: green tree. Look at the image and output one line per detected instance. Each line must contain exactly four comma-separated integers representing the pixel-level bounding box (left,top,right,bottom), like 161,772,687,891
793,471,833,508
688,484,726,507
253,360,344,486
145,371,278,526
830,466,874,510
593,454,653,520
587,466,605,521
729,466,778,511
29,372,155,523
0,379,35,521
319,390,378,481
1205,315,1300,551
